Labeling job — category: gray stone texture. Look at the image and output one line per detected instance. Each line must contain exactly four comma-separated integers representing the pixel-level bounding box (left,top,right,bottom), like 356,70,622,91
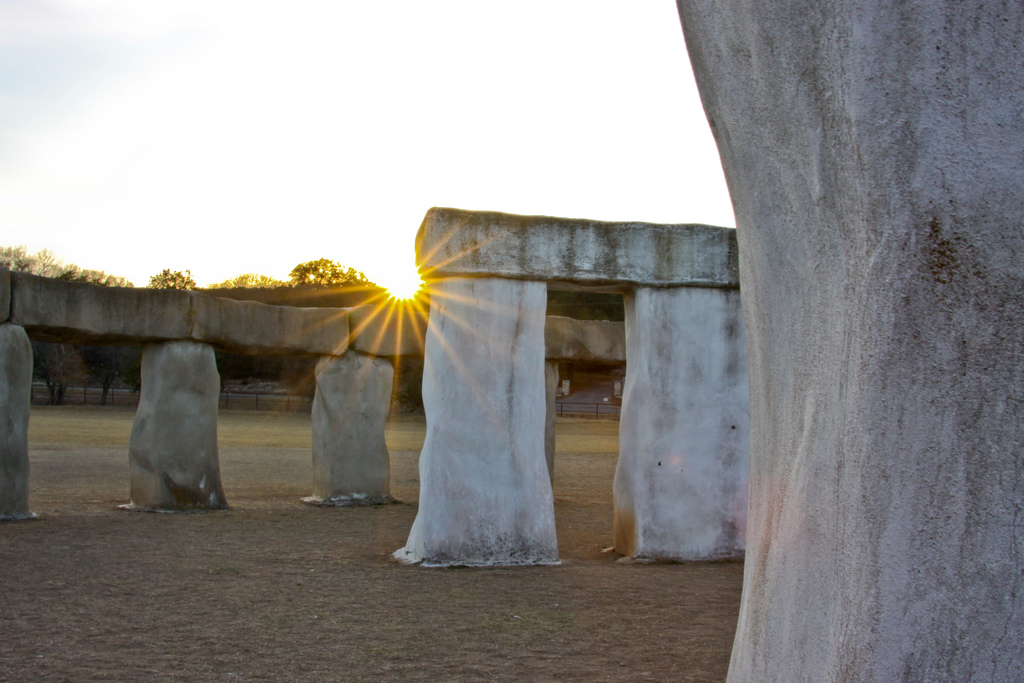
348,305,427,357
11,271,193,345
614,287,748,560
6,268,629,365
9,272,349,356
544,316,625,363
191,295,349,357
544,360,558,484
127,341,226,511
0,323,33,519
675,1,1024,679
395,278,558,566
305,351,394,505
0,267,10,323
417,207,738,289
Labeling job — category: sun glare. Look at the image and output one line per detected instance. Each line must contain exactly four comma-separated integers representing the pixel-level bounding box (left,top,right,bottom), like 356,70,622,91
382,270,426,301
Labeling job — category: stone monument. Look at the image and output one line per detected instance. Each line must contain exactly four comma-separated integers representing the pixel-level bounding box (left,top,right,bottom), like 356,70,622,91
675,1,1024,678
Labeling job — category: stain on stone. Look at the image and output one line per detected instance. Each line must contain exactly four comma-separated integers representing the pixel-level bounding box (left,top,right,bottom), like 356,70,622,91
923,216,962,285
163,473,226,510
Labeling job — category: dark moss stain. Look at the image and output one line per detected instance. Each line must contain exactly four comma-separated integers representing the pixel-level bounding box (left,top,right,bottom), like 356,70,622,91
923,216,962,285
163,474,227,510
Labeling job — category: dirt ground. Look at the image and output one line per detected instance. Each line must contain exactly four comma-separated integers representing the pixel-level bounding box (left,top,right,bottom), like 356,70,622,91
1,406,742,682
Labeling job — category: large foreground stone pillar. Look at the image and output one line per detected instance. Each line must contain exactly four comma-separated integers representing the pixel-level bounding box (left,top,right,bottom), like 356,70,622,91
394,277,558,566
0,323,34,520
126,341,226,511
614,286,748,560
676,1,1024,679
304,350,394,505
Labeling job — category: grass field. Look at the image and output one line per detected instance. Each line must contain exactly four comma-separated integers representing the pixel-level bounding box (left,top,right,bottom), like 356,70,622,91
2,406,741,682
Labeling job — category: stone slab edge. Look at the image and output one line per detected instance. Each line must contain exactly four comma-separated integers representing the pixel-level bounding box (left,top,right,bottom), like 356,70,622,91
416,207,739,289
347,306,625,362
8,271,350,357
544,316,625,363
347,304,428,357
7,271,627,362
191,295,349,357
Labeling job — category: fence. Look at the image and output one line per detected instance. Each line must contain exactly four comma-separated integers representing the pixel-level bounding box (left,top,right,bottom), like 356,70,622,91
30,385,314,413
555,401,621,420
30,385,619,420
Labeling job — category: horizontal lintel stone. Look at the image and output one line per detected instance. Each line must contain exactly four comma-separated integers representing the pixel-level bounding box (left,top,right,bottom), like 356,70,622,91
416,207,739,289
8,270,627,362
9,272,349,356
191,295,349,357
10,272,194,345
544,316,625,363
347,305,428,357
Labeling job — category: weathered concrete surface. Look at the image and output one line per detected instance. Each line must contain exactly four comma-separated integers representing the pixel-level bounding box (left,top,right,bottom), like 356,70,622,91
614,287,748,560
544,316,625,363
675,1,1024,679
417,207,738,289
191,295,349,357
348,305,427,357
304,351,394,505
0,323,33,520
126,341,226,511
11,272,193,345
394,277,558,566
9,272,349,356
544,360,558,484
0,268,10,323
7,269,628,364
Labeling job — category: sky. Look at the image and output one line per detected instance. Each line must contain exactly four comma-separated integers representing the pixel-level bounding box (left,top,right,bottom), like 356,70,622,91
0,0,734,295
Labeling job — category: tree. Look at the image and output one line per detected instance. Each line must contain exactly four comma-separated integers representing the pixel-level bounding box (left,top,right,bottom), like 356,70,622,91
208,273,287,289
81,345,137,405
57,268,132,287
148,269,197,290
32,341,87,405
0,245,133,286
288,259,374,288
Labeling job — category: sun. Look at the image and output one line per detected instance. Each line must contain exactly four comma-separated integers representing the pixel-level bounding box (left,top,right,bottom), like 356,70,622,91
381,269,426,301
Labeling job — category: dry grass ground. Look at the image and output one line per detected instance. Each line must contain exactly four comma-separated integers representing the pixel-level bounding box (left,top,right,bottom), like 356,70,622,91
1,406,742,682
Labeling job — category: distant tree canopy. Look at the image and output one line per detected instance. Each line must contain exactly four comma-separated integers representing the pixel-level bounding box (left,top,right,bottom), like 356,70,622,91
148,269,198,290
209,273,287,289
288,259,374,288
0,245,132,287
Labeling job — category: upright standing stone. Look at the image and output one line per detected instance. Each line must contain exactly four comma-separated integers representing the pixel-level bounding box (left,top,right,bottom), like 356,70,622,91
394,277,558,566
0,323,34,520
675,1,1024,679
615,287,749,560
544,360,558,485
0,267,11,322
126,341,226,511
304,351,394,505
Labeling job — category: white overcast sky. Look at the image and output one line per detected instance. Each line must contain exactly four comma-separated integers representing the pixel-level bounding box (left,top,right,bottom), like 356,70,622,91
0,0,733,291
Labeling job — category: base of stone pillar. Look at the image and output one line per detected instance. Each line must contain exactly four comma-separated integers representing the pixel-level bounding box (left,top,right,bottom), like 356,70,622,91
117,503,224,514
0,511,38,522
391,546,561,568
300,494,395,507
